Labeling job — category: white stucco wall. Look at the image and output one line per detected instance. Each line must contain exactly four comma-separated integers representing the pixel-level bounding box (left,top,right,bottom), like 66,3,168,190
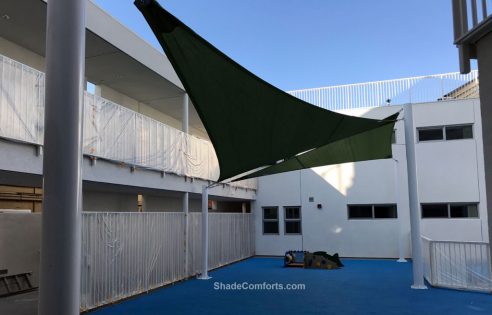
255,99,487,258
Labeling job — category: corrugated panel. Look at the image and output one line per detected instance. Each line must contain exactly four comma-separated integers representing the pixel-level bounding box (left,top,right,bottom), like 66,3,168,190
81,212,255,310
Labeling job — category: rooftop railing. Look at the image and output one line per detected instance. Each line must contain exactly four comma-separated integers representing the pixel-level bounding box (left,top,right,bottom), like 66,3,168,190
288,71,479,111
0,54,256,189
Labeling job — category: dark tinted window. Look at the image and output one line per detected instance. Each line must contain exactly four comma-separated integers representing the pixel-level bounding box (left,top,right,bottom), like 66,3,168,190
263,207,278,219
263,221,279,234
418,128,443,141
374,205,398,218
263,207,278,234
348,205,373,219
285,221,301,234
450,204,478,218
422,204,448,218
285,207,300,219
445,125,473,140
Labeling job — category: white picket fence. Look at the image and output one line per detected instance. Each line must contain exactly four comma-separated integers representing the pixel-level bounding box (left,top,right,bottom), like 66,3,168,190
422,236,492,292
80,212,255,310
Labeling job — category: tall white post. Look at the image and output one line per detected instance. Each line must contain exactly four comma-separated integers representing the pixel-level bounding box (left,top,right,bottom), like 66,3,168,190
183,191,189,276
198,185,211,279
38,0,86,314
394,158,407,263
182,93,189,133
403,104,427,289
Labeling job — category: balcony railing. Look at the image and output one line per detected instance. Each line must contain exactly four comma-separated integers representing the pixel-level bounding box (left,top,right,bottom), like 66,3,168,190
288,71,479,111
422,236,492,292
0,54,256,189
453,0,492,41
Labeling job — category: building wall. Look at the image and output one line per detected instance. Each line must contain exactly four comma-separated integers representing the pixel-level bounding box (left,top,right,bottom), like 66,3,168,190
83,190,137,212
0,213,41,286
476,31,492,247
254,99,487,258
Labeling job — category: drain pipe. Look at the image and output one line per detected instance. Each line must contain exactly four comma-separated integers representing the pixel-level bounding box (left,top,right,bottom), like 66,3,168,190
403,104,427,289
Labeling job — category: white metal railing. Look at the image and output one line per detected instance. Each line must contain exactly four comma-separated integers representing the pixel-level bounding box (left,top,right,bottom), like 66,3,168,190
0,54,256,189
288,71,479,111
453,0,492,41
80,212,255,310
422,236,492,292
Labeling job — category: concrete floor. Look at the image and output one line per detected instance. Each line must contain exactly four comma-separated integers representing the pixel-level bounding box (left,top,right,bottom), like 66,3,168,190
0,290,38,315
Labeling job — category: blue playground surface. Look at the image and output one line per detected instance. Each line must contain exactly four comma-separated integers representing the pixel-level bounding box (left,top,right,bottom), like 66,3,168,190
89,257,492,315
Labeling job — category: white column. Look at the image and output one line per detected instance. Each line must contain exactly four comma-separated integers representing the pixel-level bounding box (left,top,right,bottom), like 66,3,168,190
403,104,427,289
183,191,189,276
38,0,86,313
394,159,407,263
197,185,211,279
182,93,189,133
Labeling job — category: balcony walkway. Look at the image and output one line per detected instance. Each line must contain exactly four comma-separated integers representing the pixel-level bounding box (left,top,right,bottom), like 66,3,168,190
89,257,492,315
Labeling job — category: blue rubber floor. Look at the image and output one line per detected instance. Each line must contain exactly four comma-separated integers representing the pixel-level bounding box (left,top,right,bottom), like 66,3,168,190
89,257,492,315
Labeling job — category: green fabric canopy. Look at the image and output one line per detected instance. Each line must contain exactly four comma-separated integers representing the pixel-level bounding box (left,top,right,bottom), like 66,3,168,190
135,0,397,182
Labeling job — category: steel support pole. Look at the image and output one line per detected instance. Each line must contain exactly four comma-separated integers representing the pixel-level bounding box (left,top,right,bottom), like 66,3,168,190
182,93,189,133
38,0,86,314
394,159,407,263
183,191,189,276
403,104,427,289
198,185,211,279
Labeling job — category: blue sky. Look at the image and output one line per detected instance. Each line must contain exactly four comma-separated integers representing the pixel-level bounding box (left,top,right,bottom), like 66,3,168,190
95,0,474,91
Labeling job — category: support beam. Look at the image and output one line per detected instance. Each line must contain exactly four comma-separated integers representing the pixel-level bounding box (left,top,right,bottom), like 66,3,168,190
38,0,86,314
394,159,407,263
197,185,210,279
182,93,189,133
403,104,427,289
183,191,189,276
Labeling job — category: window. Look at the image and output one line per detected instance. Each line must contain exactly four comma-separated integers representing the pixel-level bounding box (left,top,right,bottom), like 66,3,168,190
262,207,279,234
348,205,372,219
445,125,473,140
418,127,444,141
450,204,478,218
284,206,301,234
374,205,398,218
348,204,398,219
421,203,478,218
418,124,473,142
421,204,448,218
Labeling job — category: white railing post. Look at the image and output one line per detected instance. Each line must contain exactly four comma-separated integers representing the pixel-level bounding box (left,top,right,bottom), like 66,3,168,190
197,185,211,279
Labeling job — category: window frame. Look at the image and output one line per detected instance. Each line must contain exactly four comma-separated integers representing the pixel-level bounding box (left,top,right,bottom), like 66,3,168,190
347,204,398,220
444,124,473,141
421,202,479,219
417,124,474,143
417,126,445,142
262,206,279,235
284,206,302,235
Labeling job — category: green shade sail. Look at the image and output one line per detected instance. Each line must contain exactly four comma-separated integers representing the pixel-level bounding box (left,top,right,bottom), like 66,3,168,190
135,0,397,182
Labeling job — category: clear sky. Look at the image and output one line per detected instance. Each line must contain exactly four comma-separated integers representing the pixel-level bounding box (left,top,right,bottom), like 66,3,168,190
94,0,475,91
